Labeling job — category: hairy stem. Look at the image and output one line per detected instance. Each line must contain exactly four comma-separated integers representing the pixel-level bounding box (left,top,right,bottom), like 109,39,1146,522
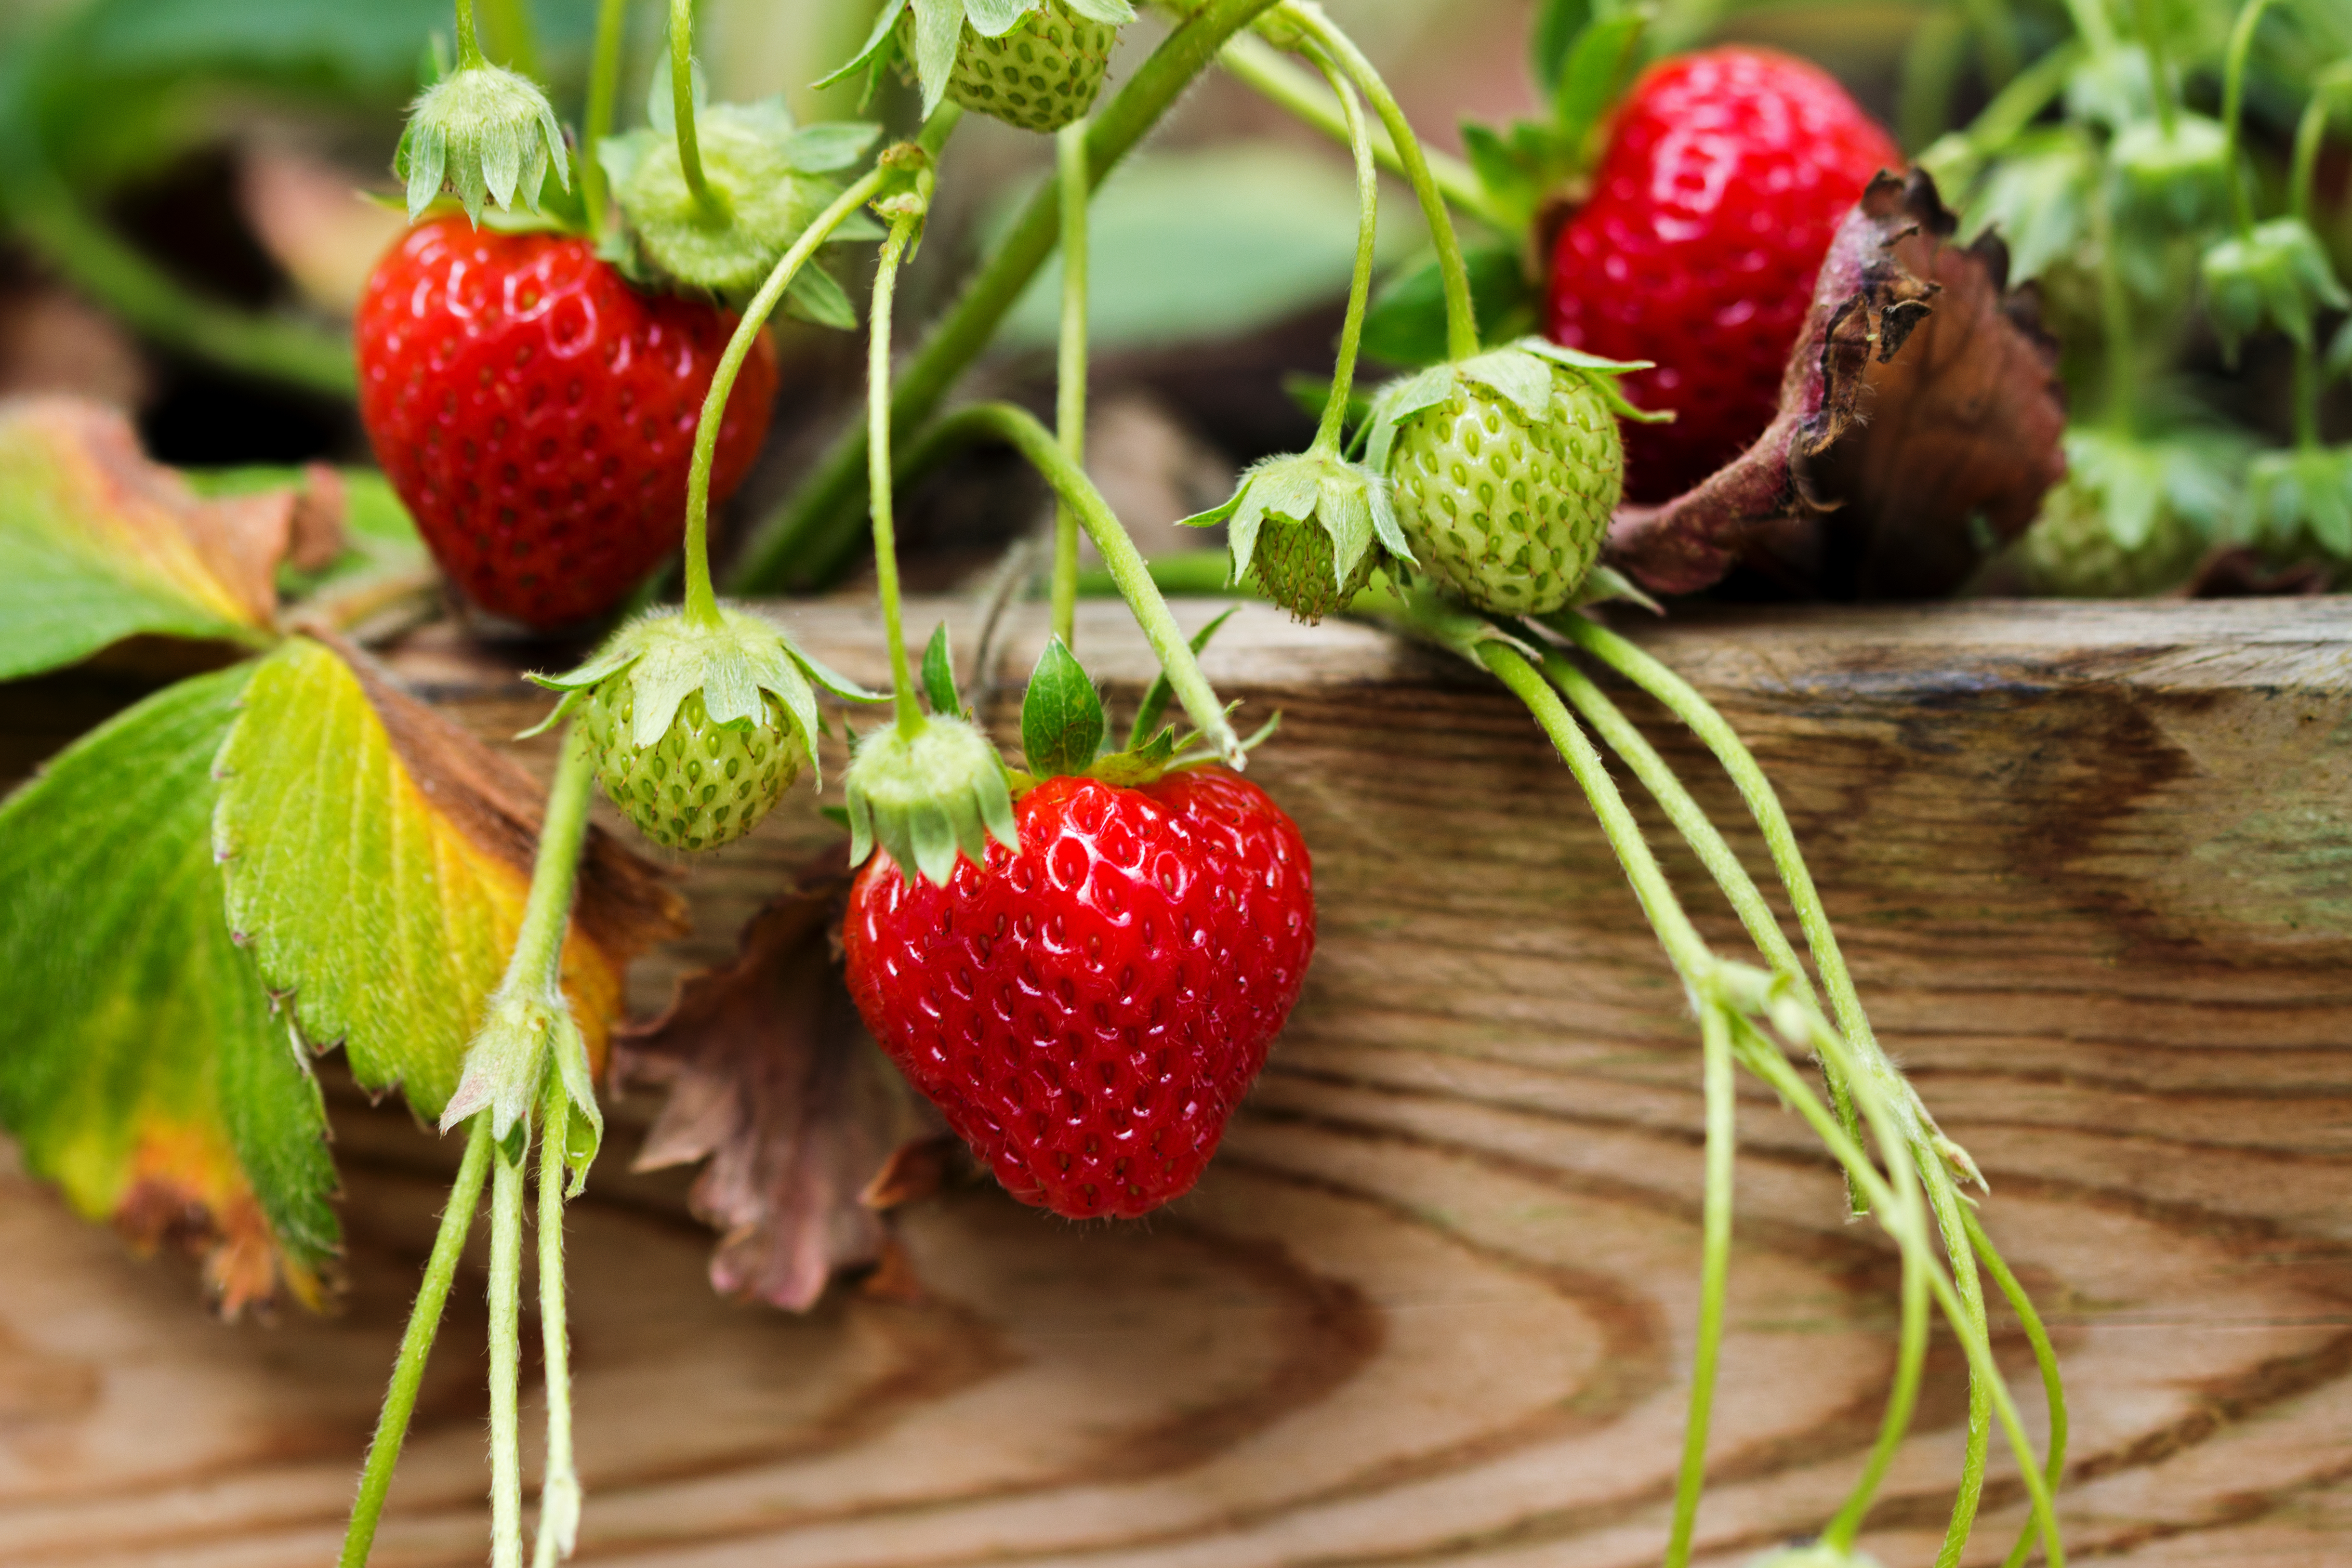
1309,47,1378,458
1285,2,1478,362
729,0,1287,593
1929,1172,1995,1565
679,163,895,626
1053,120,1090,650
455,0,486,70
337,1117,494,1568
1967,1204,2071,1568
2221,0,2280,238
506,728,595,989
923,403,1242,764
668,0,722,217
1827,1206,1930,1548
1664,1004,1736,1568
580,0,630,233
1217,32,1503,227
487,1145,527,1568
870,207,925,738
531,1084,579,1568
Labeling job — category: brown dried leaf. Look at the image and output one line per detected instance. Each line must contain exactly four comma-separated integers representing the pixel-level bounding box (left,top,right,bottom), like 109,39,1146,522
616,848,943,1311
1605,171,2067,599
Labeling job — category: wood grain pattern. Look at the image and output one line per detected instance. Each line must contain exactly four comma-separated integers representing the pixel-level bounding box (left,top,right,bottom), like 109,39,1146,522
3,598,2348,1567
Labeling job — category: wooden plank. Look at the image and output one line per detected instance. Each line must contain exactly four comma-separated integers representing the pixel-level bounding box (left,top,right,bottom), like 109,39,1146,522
2,597,2348,1567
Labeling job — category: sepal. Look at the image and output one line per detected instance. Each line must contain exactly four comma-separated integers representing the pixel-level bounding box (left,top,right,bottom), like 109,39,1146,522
398,64,570,224
2109,113,2230,228
1190,449,1408,623
1362,339,1659,473
440,988,603,1170
2200,218,2348,362
844,713,1019,885
2247,444,2352,561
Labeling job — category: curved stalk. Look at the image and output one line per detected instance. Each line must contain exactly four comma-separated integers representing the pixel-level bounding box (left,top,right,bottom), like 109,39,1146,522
531,1082,580,1568
730,0,1289,593
580,0,630,234
1308,46,1378,459
336,1116,494,1568
869,207,926,738
668,0,723,217
487,1142,527,1568
1052,121,1091,650
1283,2,1478,362
1217,32,1503,228
925,403,1243,766
1968,1203,2071,1568
679,164,894,626
2221,0,2281,238
1664,1003,1737,1568
1826,1209,1930,1549
1928,1174,1995,1565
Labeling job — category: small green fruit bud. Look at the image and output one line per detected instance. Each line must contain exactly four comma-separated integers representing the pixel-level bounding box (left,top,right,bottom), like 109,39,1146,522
845,713,1018,886
399,64,571,224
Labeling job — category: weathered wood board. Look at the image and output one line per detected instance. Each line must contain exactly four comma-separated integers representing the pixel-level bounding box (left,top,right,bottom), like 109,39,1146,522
3,597,2349,1567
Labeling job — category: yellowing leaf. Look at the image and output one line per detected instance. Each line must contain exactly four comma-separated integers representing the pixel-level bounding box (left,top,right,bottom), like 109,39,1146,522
212,635,685,1120
0,664,336,1313
0,399,332,679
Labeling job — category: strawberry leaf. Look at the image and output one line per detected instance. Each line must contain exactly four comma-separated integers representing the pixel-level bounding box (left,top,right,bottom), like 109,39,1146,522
1529,0,1595,95
0,664,336,1314
0,399,316,680
921,622,965,718
212,635,685,1121
1360,240,1532,369
1020,636,1105,779
616,849,941,1311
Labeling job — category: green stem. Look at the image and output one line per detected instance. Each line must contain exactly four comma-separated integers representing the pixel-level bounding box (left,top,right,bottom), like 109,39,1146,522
508,727,596,985
2131,0,2179,135
1927,1173,1995,1566
580,0,630,234
926,403,1243,764
669,0,723,217
337,1116,494,1568
479,0,540,76
870,207,926,738
1285,2,1478,362
487,1144,527,1568
680,164,895,626
1217,32,1505,229
729,0,1289,593
1965,1204,2071,1568
1739,1030,2065,1568
1827,1198,1931,1549
2091,180,2135,435
1663,1003,1736,1568
2221,0,2279,238
530,1083,579,1568
1052,120,1090,651
5,166,354,397
1308,47,1378,459
455,0,487,70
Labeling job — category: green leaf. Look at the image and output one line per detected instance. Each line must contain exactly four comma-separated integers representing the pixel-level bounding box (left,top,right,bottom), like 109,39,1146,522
922,621,962,716
1530,0,1595,95
213,637,661,1120
1360,239,1533,368
786,262,861,330
1552,11,1647,156
0,664,336,1313
1000,142,1412,350
0,401,285,681
1021,636,1106,778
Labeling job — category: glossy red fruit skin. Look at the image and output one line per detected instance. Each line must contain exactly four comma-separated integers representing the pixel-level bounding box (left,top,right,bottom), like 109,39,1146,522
844,768,1315,1220
1547,47,1901,503
354,216,778,629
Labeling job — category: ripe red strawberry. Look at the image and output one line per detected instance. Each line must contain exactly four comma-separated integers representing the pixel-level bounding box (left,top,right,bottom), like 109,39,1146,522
1547,47,1900,503
355,215,778,629
844,768,1315,1220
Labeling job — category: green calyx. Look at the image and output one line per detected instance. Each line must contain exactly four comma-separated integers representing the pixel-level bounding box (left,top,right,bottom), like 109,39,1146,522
2200,218,2349,362
398,64,571,225
440,989,601,1168
1183,450,1410,624
844,713,1019,886
526,606,872,852
2013,427,2247,596
2248,446,2352,564
600,87,883,305
822,0,1136,133
1363,339,1658,616
2110,113,2229,228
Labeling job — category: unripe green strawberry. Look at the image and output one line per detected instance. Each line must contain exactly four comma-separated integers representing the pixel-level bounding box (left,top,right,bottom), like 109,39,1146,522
581,685,806,852
2011,429,2241,597
526,605,875,854
1183,449,1411,624
898,0,1117,133
1254,518,1375,620
1389,373,1621,615
1365,343,1650,617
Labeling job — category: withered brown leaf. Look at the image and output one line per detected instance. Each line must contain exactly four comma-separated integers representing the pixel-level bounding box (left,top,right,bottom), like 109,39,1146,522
1605,171,2067,599
616,848,944,1311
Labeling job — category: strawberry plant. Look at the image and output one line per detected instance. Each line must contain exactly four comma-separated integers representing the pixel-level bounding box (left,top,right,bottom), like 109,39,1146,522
8,0,2348,1564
